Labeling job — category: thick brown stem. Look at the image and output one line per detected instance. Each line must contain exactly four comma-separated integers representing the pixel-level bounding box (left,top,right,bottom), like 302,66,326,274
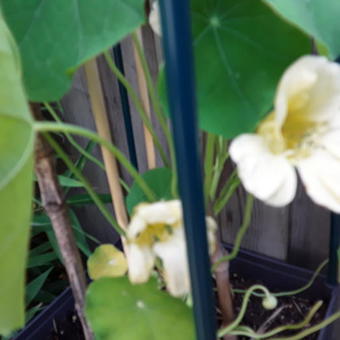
213,240,237,340
31,104,93,340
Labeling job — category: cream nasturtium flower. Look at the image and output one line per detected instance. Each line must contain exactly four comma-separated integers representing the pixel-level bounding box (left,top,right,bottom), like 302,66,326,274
126,200,217,297
230,56,340,212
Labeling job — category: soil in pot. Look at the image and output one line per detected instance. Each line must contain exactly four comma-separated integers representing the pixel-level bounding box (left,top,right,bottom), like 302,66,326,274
226,272,328,340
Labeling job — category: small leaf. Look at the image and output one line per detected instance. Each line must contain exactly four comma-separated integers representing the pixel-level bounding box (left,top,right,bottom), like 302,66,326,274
26,268,53,306
27,252,59,269
265,0,340,59
58,175,84,188
87,245,127,280
85,277,195,340
126,168,173,215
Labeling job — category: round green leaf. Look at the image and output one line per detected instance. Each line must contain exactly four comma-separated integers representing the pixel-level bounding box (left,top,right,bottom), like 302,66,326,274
86,277,195,340
265,0,340,59
126,167,173,215
1,0,146,101
160,0,311,138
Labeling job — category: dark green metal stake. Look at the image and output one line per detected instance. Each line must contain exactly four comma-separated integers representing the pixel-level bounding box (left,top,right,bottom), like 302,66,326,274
158,1,217,339
328,213,340,285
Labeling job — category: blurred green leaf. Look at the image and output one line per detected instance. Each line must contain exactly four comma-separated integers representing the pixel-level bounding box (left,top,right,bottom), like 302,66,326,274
1,0,145,101
25,305,43,323
26,268,53,306
0,10,34,335
58,175,84,188
86,277,195,340
27,253,59,269
29,242,53,257
265,0,340,59
67,193,112,206
126,168,173,215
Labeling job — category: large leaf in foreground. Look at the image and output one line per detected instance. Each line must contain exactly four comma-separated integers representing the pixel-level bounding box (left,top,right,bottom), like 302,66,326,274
161,0,310,138
86,277,195,340
1,0,145,101
0,11,34,335
265,0,340,59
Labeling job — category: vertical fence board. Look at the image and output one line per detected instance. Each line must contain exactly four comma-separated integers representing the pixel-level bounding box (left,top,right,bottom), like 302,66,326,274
220,186,290,260
288,182,331,269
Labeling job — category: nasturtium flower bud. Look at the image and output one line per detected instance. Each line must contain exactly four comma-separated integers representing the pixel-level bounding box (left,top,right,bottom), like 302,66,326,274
262,295,278,310
87,244,128,280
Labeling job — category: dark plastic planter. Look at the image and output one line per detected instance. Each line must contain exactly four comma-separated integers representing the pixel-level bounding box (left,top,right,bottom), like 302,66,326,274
14,247,339,340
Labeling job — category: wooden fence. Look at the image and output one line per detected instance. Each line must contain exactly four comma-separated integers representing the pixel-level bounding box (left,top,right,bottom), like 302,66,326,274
59,27,330,270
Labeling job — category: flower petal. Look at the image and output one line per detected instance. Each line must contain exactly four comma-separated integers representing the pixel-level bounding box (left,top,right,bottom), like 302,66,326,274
149,1,161,36
275,56,340,126
127,243,155,284
153,228,190,297
136,200,182,226
230,134,297,206
127,215,147,239
297,149,340,212
321,129,340,159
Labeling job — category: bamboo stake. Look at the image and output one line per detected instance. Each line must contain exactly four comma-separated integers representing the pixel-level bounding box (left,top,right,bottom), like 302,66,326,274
31,104,93,340
84,59,128,230
132,29,156,169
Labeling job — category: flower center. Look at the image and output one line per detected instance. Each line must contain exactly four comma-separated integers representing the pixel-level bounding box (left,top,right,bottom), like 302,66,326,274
134,223,175,246
258,108,327,162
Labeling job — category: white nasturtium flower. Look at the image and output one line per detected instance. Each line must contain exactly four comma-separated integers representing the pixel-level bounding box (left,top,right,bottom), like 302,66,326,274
230,56,340,212
126,200,217,297
149,1,161,36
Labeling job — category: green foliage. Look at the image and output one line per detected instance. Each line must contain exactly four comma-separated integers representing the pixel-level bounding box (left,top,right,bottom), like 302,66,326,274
26,268,53,306
58,175,84,188
160,0,311,138
265,0,340,59
1,0,146,101
0,10,34,335
126,168,173,214
85,277,195,340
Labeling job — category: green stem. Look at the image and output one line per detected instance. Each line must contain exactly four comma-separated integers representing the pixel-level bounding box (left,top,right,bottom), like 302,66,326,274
233,259,329,298
213,170,240,215
213,194,254,271
218,285,274,337
43,133,126,236
43,102,105,171
103,51,170,167
34,122,156,202
269,311,340,340
204,133,217,206
210,138,229,200
225,301,323,339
